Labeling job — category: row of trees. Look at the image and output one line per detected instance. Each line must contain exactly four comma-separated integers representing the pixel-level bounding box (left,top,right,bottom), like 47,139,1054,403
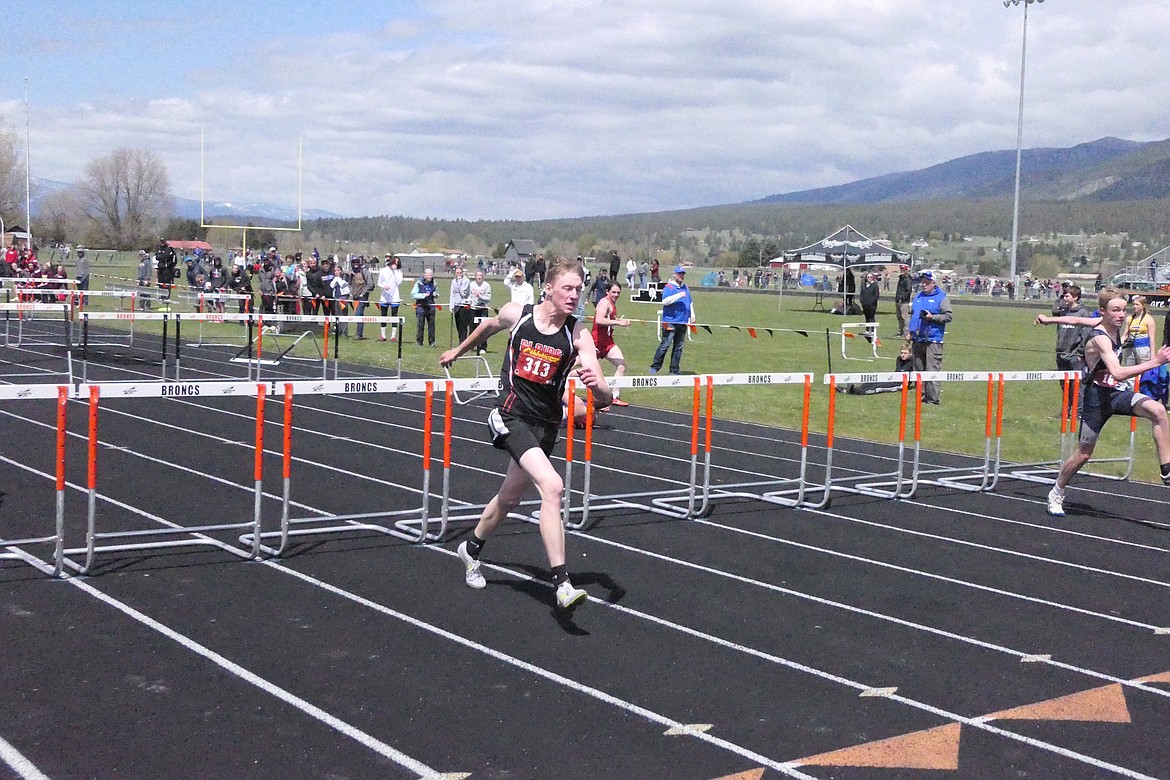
0,121,174,250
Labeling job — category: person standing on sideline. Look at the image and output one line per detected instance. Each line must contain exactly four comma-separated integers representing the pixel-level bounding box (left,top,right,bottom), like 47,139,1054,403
351,257,374,339
607,249,621,283
468,269,492,354
906,271,952,405
154,239,177,303
74,247,90,298
439,259,612,610
504,267,534,306
592,280,631,408
377,255,403,342
859,272,880,342
1052,284,1090,372
895,265,913,337
625,256,637,288
449,266,473,345
650,265,695,375
1035,291,1170,516
135,250,153,310
411,267,438,346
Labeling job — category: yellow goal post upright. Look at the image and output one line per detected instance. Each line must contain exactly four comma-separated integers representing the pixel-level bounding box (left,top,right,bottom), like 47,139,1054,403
199,130,304,257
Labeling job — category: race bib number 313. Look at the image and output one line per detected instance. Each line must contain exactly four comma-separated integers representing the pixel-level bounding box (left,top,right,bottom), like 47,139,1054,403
516,344,560,384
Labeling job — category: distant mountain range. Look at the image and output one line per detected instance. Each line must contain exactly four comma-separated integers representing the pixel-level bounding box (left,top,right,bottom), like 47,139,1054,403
757,137,1170,205
29,179,340,222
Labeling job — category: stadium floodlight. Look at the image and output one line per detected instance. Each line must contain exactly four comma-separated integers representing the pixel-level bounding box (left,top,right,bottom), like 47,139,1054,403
1002,0,1046,286
200,130,304,256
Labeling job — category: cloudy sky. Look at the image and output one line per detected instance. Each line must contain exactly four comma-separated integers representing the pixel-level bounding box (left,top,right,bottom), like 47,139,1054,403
2,0,1167,221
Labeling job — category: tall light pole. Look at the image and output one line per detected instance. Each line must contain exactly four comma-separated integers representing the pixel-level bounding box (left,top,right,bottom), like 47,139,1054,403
1003,0,1045,286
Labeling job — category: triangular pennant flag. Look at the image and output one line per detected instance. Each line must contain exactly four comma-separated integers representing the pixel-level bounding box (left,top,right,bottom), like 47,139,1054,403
729,325,741,331
843,332,856,339
747,327,757,338
795,330,809,337
765,328,775,337
689,324,698,334
799,723,961,770
701,325,712,334
988,684,1130,723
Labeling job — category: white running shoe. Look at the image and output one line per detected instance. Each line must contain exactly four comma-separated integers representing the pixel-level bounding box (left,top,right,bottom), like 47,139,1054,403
1046,486,1066,517
555,580,588,609
457,541,486,589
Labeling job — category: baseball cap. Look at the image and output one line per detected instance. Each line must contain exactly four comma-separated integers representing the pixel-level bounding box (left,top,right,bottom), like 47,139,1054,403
919,271,934,281
512,268,524,278
674,265,687,274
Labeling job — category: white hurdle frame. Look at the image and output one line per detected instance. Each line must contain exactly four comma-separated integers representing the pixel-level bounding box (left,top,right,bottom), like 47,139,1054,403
840,322,880,361
562,372,820,529
0,384,70,577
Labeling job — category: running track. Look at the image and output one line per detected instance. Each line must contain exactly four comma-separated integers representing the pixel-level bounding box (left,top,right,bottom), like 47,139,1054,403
1,323,1168,779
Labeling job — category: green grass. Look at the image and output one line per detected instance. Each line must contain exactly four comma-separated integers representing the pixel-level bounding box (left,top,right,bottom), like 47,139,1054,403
81,262,1157,483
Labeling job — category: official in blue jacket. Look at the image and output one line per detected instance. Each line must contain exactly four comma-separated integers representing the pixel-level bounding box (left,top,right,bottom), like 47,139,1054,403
907,271,953,404
650,265,695,374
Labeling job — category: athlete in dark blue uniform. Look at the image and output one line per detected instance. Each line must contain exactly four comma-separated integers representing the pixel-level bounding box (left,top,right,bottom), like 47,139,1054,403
440,259,612,608
1036,291,1170,516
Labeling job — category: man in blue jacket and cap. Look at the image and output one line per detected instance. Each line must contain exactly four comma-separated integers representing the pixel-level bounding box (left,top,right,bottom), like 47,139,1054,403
907,271,952,404
650,265,695,375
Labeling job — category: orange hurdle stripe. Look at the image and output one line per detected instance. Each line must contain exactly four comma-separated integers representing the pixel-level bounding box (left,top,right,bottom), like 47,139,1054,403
444,380,454,469
585,388,594,461
565,379,576,463
422,382,433,471
283,383,293,480
827,377,837,447
705,375,714,455
690,378,700,458
56,387,68,493
88,386,100,491
800,375,811,448
253,384,266,482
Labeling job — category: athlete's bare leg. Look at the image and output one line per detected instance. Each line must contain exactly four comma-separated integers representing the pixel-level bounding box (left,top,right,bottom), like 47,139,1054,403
472,448,566,566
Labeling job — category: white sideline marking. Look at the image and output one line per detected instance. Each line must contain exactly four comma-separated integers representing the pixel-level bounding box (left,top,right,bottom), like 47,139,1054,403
0,733,50,780
4,552,453,779
697,516,1169,632
263,561,817,779
569,529,1170,700
434,549,1161,780
1022,654,1052,663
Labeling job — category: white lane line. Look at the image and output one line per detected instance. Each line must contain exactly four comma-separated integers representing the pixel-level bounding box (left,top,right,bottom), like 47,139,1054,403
567,529,1170,699
695,516,1169,632
0,459,811,779
0,733,51,780
424,547,1163,780
802,509,1170,590
4,550,453,780
264,559,818,779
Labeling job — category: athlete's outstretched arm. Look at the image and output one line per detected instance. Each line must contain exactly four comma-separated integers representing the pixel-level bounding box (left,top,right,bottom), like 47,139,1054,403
571,322,613,408
1035,313,1101,328
439,301,521,368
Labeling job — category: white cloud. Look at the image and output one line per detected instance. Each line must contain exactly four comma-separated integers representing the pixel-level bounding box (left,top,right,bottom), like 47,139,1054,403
6,0,1170,220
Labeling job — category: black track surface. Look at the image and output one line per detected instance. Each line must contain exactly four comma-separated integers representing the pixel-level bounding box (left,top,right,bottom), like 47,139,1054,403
1,325,1168,779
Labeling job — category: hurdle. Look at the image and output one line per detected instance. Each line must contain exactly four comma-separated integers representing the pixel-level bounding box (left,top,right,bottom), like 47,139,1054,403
553,372,819,528
0,302,75,384
819,371,922,503
77,311,177,381
822,369,1095,500
1003,370,1140,485
0,384,69,577
239,377,500,554
59,380,268,574
443,353,495,405
840,322,880,361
